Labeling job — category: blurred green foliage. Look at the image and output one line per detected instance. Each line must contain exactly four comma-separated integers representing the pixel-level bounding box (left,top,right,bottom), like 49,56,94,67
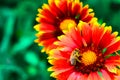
0,0,120,80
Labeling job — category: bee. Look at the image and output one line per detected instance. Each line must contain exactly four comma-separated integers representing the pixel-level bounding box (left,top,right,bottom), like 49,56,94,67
70,48,81,66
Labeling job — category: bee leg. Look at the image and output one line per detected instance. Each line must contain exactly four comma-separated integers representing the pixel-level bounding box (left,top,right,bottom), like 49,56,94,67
75,57,81,63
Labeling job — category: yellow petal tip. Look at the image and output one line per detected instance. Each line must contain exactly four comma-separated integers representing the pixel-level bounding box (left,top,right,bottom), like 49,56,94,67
34,24,40,31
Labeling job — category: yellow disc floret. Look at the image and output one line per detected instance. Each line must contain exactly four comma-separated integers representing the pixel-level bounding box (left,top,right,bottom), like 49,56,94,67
81,50,97,66
59,19,76,30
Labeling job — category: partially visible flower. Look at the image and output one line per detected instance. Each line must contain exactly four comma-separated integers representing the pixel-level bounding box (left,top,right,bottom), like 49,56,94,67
34,0,95,52
48,21,120,80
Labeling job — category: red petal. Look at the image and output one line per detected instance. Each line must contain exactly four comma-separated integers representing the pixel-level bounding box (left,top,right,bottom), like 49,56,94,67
82,13,94,22
80,5,89,20
92,25,104,47
115,76,120,80
59,50,71,59
68,72,79,80
72,3,81,17
81,22,92,46
79,74,88,80
57,69,73,80
99,28,115,49
40,38,56,48
40,32,55,41
52,59,71,69
58,35,79,49
49,49,70,59
105,63,118,74
40,17,55,25
40,23,55,31
101,69,114,80
41,9,57,21
105,56,120,66
76,73,83,80
66,25,82,47
68,1,72,17
50,67,73,78
49,1,64,19
104,40,120,56
88,72,102,80
46,44,57,52
58,0,68,16
49,49,66,59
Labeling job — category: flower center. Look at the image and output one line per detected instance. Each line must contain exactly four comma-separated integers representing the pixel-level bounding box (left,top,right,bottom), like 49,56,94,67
59,19,76,30
71,47,105,74
81,50,97,66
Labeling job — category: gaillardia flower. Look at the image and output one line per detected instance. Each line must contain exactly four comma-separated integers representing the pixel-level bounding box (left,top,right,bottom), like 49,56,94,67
34,0,94,52
48,21,120,80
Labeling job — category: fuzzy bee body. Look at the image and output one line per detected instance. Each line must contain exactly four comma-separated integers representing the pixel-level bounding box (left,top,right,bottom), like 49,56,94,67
70,57,77,66
70,48,81,65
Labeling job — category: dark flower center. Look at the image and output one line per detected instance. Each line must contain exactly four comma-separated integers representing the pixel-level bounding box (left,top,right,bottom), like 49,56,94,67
70,46,105,74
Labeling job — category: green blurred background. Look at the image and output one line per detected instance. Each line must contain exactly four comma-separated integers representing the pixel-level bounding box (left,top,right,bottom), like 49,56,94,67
0,0,120,80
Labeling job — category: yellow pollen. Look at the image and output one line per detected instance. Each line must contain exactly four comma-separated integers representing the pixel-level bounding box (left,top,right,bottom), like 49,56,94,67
59,19,76,30
81,50,97,66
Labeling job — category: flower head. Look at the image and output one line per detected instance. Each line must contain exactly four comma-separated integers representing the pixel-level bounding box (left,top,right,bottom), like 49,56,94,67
48,21,120,80
34,0,95,52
